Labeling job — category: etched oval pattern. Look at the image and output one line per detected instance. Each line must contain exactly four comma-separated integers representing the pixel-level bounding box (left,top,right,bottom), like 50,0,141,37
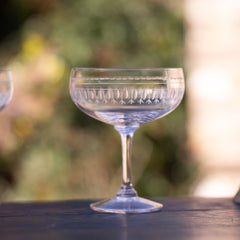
0,81,12,110
72,87,183,106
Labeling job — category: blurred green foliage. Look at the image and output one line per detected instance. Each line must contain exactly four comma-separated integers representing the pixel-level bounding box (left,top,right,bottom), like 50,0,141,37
0,0,197,201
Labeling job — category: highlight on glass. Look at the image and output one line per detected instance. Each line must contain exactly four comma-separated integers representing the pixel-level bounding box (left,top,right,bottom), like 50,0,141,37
69,68,185,214
0,70,13,111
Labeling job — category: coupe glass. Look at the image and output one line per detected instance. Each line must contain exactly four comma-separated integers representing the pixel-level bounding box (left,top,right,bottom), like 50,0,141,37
0,70,13,111
69,68,184,213
234,189,240,203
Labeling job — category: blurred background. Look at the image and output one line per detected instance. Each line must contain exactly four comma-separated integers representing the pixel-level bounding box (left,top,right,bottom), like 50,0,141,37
0,0,239,201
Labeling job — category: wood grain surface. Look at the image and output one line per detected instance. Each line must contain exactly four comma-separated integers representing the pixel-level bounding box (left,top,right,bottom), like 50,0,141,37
1,198,240,240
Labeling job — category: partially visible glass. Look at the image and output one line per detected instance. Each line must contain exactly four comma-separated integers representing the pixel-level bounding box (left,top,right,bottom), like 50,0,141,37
234,189,240,203
0,70,13,111
69,68,185,214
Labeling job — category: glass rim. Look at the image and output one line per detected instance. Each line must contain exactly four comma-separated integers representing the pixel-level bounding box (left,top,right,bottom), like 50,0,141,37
71,67,183,71
70,67,184,82
0,69,11,72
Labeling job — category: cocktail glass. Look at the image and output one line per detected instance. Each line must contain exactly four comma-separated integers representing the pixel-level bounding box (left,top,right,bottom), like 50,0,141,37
69,68,184,213
0,70,13,111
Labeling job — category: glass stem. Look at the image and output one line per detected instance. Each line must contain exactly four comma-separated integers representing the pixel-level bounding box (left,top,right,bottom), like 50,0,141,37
117,131,137,198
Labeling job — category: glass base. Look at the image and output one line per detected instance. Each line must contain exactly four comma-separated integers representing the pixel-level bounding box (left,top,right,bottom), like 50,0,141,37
90,196,163,214
234,189,240,203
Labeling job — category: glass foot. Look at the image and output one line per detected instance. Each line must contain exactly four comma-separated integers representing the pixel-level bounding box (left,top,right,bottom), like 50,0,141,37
90,196,163,214
234,189,240,203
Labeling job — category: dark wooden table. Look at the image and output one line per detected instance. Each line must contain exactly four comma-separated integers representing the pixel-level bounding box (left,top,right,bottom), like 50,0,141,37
1,197,240,240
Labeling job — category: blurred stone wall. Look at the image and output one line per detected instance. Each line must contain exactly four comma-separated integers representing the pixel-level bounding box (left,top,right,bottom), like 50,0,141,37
185,0,240,196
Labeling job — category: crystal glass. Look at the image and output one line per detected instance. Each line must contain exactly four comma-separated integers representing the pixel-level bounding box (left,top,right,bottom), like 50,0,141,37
0,70,13,111
69,68,185,213
234,188,240,203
